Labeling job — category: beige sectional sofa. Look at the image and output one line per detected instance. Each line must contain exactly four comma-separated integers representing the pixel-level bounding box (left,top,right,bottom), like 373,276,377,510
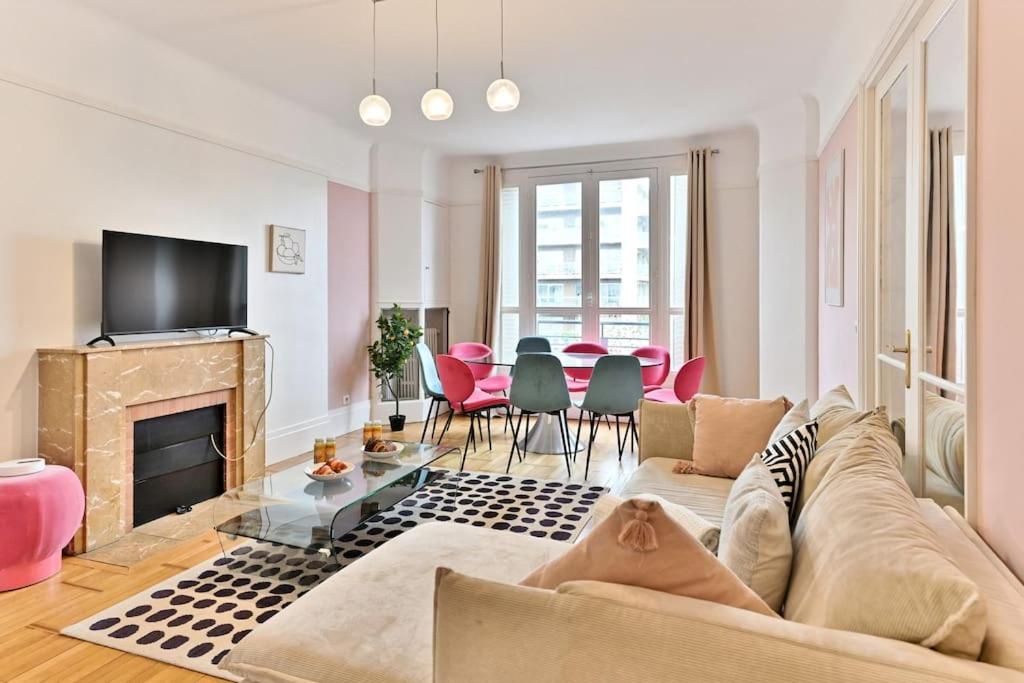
224,397,1024,683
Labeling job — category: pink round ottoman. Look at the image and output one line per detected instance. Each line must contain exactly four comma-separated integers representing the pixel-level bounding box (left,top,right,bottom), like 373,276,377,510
0,465,84,591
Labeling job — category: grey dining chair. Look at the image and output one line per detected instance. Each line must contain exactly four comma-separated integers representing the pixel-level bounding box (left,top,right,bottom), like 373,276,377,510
515,336,552,354
506,353,573,476
414,342,448,443
574,355,644,478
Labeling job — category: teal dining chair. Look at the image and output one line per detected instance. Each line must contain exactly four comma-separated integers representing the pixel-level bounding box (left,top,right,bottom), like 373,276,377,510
574,355,644,478
506,353,573,476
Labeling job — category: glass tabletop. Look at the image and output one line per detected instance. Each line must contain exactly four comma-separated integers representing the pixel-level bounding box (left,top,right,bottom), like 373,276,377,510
213,441,457,551
463,351,662,368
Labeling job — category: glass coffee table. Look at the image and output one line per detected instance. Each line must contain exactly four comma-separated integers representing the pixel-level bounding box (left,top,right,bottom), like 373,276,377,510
213,441,458,559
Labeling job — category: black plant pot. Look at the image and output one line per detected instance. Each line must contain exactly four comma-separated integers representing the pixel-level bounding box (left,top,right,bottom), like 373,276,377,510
389,414,407,432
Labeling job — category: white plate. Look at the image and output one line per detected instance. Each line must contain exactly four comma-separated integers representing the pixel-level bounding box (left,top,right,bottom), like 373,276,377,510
362,442,404,460
305,461,354,481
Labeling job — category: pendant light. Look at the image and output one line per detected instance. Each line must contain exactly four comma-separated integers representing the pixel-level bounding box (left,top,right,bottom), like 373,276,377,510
486,0,520,112
421,0,454,121
359,0,391,126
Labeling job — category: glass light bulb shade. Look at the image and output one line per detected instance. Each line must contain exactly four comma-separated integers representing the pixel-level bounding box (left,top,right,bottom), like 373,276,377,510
359,94,391,126
486,78,520,112
421,88,454,121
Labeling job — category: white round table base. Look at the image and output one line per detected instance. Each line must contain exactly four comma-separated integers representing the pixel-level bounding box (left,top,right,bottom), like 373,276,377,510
516,413,583,455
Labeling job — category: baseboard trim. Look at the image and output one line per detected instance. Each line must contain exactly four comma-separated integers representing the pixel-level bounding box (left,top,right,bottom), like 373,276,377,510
265,401,371,464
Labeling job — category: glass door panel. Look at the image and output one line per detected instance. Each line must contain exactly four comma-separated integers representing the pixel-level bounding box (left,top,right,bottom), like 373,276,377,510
880,68,910,364
537,312,582,351
536,182,583,308
598,177,650,308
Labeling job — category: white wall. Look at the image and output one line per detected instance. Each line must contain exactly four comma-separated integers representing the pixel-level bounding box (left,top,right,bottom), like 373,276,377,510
443,128,761,398
0,1,374,464
755,97,820,403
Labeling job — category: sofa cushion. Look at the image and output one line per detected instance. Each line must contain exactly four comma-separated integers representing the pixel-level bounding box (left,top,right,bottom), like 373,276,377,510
760,420,818,521
222,523,568,683
919,500,1024,673
719,455,793,612
637,399,695,462
810,384,873,446
688,394,789,478
620,457,733,526
770,399,810,443
786,429,987,659
796,409,892,516
520,498,776,617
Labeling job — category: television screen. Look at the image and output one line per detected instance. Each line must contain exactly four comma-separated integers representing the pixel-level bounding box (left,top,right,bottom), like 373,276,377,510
102,231,248,335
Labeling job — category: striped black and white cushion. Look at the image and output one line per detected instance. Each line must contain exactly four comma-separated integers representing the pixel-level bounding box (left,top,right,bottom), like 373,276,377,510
759,421,818,521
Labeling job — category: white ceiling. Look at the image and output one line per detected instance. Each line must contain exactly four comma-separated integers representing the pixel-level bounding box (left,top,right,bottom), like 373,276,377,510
80,0,906,155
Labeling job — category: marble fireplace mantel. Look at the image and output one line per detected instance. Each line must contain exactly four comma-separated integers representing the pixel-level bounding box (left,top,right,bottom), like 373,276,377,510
37,335,267,554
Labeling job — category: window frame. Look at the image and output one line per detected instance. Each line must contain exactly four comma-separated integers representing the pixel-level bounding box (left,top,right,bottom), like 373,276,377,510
500,158,688,360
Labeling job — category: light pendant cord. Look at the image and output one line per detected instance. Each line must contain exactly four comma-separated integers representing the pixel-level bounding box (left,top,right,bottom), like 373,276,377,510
434,0,440,88
499,0,505,78
371,0,377,94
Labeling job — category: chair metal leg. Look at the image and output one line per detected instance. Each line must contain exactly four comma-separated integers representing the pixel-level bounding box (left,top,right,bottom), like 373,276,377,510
524,414,532,444
431,401,446,439
436,409,454,444
615,415,624,460
460,417,475,472
486,409,493,450
573,412,584,462
554,411,569,464
585,412,598,479
507,411,525,473
559,411,572,477
629,413,639,452
420,398,435,443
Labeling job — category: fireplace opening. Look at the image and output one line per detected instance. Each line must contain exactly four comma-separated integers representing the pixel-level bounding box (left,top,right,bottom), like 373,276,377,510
133,404,226,526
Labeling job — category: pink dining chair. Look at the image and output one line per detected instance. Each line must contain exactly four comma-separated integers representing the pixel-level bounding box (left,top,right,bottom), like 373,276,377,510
435,355,510,471
561,341,608,392
448,342,511,394
644,356,706,404
632,345,671,393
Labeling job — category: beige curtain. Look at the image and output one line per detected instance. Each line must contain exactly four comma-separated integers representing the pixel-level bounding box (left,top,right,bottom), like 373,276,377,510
925,128,956,381
685,149,718,393
475,165,502,346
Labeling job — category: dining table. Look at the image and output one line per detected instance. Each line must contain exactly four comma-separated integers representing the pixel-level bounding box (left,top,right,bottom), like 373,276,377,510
464,351,664,455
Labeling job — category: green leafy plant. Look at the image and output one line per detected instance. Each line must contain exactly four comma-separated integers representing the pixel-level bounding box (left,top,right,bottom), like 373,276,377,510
368,304,423,417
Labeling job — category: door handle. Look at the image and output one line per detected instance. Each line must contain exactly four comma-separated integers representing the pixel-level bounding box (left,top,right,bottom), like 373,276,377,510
886,329,912,389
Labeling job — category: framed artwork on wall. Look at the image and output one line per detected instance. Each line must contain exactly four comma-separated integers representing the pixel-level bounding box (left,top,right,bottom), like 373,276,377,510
269,225,306,274
824,149,845,307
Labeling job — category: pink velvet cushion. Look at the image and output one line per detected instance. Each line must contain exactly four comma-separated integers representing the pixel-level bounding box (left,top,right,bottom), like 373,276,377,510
520,498,775,617
680,394,789,478
476,375,512,394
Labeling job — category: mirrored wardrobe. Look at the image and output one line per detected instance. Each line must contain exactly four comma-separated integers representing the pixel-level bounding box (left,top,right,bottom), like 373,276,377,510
868,0,972,515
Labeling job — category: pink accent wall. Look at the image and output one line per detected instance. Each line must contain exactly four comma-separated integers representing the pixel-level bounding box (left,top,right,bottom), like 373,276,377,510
327,181,370,410
818,101,860,403
976,0,1024,580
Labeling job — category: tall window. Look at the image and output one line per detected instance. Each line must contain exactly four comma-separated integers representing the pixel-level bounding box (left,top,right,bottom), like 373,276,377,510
500,162,688,362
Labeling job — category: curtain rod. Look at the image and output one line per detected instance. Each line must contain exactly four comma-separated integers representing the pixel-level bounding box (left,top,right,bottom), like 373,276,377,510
472,149,719,174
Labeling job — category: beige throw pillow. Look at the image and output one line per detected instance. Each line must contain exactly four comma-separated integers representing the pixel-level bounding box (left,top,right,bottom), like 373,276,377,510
685,394,789,478
769,398,810,443
811,385,873,446
520,498,775,617
786,429,987,658
718,455,793,612
795,409,892,516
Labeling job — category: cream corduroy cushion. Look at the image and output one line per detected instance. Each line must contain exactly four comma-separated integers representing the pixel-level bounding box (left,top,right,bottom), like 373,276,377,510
718,454,793,612
786,428,987,659
811,384,874,446
770,398,810,443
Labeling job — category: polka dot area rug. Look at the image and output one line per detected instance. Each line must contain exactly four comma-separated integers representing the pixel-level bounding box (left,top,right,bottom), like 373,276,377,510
62,471,607,680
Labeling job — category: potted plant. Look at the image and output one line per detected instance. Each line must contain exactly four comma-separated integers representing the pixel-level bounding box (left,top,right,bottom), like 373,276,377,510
368,304,423,432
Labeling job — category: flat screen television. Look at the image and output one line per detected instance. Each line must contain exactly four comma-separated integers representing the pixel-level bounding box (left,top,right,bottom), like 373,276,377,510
101,230,248,336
